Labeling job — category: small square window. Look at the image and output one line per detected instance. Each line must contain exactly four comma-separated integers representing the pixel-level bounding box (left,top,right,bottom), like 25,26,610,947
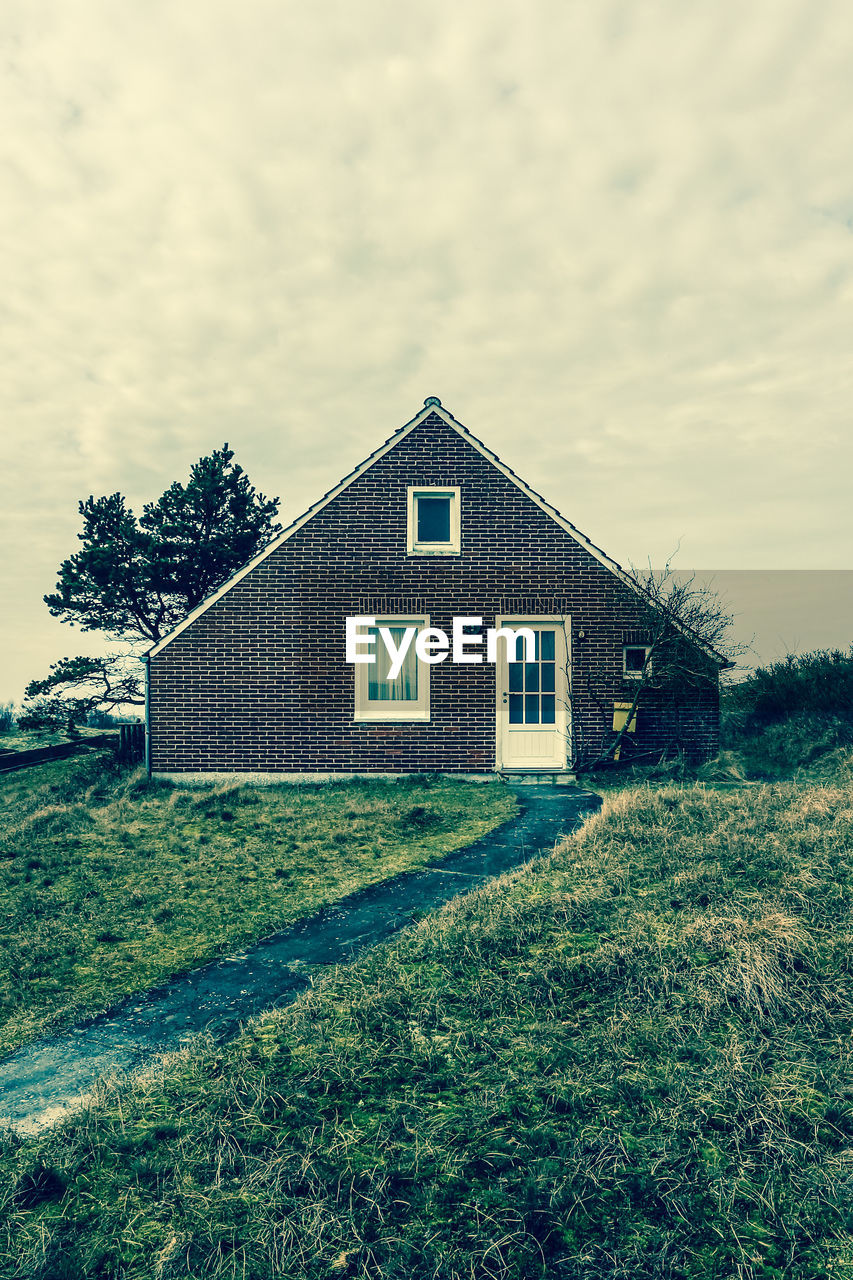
623,645,651,679
407,487,460,555
417,496,451,543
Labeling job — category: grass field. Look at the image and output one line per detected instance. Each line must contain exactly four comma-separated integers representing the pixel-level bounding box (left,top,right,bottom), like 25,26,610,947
2,762,852,1278
0,754,516,1055
4,651,853,1279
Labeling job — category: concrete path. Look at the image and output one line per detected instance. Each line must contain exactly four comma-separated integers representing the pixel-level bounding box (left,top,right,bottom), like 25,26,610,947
0,783,600,1136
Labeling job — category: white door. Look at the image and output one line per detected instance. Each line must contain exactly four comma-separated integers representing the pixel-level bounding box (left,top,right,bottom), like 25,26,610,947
496,617,570,771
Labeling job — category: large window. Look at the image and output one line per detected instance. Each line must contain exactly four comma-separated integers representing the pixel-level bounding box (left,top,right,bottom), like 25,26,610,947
354,617,430,721
406,487,460,555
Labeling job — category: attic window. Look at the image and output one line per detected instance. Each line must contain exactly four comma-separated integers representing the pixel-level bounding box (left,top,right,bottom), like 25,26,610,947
623,645,651,679
407,487,460,555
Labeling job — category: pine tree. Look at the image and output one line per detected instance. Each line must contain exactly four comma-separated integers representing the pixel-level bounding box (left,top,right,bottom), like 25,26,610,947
21,445,281,733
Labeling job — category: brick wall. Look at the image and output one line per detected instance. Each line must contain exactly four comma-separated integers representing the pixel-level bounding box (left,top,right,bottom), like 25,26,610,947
148,414,720,773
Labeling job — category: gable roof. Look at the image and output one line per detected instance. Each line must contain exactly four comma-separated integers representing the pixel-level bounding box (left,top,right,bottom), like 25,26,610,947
146,399,729,665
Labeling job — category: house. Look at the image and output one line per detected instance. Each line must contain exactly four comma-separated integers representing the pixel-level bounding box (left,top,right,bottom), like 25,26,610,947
144,399,724,780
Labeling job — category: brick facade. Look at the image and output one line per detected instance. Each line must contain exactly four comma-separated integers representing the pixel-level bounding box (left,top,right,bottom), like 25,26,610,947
147,407,721,775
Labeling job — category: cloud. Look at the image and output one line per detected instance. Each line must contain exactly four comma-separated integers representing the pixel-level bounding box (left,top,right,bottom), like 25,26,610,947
2,0,852,698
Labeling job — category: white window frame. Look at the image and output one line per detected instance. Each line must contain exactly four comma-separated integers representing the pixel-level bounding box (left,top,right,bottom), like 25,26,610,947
623,644,652,680
353,615,431,722
406,486,461,556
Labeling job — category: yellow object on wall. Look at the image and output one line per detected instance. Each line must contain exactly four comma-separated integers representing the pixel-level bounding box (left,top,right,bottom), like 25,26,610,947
612,701,638,733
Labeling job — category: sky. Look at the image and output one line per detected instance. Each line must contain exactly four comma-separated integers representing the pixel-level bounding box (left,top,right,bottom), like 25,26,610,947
1,0,852,703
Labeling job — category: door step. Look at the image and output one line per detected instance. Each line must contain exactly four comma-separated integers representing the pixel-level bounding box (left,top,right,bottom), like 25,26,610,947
498,770,577,785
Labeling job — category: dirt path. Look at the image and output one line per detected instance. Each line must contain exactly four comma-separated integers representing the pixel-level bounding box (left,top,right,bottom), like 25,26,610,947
0,783,600,1136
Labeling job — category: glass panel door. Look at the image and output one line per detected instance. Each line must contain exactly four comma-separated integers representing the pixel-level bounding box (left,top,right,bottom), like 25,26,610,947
498,620,568,771
507,629,557,726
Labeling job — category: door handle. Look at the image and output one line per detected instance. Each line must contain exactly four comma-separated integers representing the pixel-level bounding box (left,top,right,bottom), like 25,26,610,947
502,692,508,703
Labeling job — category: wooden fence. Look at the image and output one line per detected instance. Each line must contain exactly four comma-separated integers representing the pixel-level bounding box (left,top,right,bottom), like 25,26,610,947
118,723,146,764
0,726,146,775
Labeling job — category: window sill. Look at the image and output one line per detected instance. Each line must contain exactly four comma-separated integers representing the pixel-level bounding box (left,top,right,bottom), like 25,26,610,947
353,712,431,724
406,547,460,557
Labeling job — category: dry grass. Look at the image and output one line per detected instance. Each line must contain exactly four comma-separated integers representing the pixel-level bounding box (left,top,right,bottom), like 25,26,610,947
0,754,516,1054
2,776,852,1278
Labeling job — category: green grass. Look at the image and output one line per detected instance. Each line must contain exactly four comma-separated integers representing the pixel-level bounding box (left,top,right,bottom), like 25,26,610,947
0,754,516,1055
2,775,852,1278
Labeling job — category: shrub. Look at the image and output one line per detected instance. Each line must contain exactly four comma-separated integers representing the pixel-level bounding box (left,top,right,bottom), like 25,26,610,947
0,702,14,733
724,647,853,734
722,648,853,777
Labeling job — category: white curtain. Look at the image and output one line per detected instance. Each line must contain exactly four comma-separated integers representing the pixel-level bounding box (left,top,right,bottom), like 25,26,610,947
368,625,418,701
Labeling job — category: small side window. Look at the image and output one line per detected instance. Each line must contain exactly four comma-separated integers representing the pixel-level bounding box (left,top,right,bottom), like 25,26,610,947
623,645,651,679
407,487,460,555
